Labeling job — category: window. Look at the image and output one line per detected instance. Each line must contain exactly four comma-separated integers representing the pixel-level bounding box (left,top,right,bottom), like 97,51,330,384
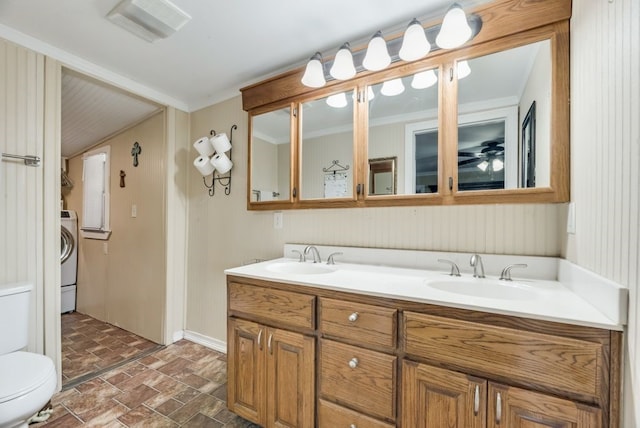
81,146,111,239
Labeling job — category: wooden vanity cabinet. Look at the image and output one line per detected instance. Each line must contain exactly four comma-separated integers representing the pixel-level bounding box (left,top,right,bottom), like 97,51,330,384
227,282,316,427
402,311,614,428
227,276,621,428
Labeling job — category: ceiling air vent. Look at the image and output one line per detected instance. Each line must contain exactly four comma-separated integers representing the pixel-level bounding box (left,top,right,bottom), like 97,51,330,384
107,0,191,42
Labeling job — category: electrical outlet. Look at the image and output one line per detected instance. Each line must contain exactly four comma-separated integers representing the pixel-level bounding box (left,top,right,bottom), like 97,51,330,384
274,212,283,229
131,204,137,218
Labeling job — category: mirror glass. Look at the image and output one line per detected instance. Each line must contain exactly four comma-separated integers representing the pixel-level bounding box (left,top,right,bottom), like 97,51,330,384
456,39,551,191
300,90,355,199
368,69,439,195
369,157,397,195
250,107,291,202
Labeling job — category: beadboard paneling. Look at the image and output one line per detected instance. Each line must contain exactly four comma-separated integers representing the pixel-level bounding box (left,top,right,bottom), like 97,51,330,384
0,39,44,352
565,0,639,425
66,112,166,343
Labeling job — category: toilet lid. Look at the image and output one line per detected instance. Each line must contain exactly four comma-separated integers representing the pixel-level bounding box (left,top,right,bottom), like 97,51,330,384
0,351,56,403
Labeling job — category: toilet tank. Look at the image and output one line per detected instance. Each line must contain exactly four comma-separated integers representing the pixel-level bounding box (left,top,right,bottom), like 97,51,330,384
0,282,32,355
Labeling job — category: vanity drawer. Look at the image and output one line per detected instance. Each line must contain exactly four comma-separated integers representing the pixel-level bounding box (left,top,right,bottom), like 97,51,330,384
320,339,396,421
402,312,604,401
228,282,315,330
320,297,397,349
318,399,395,428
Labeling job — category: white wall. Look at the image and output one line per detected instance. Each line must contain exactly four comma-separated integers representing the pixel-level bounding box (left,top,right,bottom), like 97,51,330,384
565,0,640,425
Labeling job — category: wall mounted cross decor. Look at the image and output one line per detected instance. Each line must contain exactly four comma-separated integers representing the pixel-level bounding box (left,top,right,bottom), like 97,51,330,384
131,142,141,167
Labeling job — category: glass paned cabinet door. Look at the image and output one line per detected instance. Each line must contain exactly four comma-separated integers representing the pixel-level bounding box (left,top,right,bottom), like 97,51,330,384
367,68,439,196
250,107,292,202
299,90,355,200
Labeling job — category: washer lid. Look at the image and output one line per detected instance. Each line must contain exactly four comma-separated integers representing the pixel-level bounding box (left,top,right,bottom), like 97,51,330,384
0,352,56,403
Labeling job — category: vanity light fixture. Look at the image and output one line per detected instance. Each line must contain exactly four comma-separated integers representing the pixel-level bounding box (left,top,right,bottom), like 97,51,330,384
192,125,237,196
300,3,481,89
301,52,326,88
326,92,348,108
381,78,405,96
362,31,392,71
457,60,471,79
411,69,438,89
399,19,431,61
330,43,357,80
436,3,473,49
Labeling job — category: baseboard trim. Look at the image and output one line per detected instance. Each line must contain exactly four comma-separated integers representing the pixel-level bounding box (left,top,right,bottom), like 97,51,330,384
183,330,227,354
172,330,185,343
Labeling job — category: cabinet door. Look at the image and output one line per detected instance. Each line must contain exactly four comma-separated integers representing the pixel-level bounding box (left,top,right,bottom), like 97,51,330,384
266,328,315,428
227,318,265,424
402,360,486,428
488,383,602,428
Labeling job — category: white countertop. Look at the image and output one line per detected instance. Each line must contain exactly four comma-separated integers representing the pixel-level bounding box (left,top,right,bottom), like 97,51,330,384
226,245,627,331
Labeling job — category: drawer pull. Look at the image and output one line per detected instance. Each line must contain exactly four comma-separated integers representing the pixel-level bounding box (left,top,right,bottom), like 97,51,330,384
257,329,263,350
348,312,359,322
496,392,502,424
474,384,480,416
348,357,359,369
268,333,273,355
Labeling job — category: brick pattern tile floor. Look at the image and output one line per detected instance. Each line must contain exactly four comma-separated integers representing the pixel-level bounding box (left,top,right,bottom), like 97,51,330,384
61,312,161,387
44,314,257,427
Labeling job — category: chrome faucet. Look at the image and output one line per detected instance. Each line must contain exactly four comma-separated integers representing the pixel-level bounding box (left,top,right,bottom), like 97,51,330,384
470,254,485,278
303,245,322,263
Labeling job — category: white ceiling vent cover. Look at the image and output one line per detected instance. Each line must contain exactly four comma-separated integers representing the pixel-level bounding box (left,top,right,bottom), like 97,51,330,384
107,0,191,42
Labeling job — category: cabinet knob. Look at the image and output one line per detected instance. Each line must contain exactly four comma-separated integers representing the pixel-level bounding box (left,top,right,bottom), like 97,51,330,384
348,357,359,369
350,425,357,428
348,312,359,322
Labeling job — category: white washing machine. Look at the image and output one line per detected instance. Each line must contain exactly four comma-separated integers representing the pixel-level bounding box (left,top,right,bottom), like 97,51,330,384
61,210,78,313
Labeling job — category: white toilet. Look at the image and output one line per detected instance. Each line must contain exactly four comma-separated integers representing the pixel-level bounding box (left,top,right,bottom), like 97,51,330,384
0,282,57,428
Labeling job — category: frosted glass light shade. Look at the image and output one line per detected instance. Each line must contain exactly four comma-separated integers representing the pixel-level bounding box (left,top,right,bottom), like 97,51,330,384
411,69,438,89
330,43,356,80
399,19,431,61
301,52,326,88
367,86,375,101
492,158,504,171
381,78,405,96
436,3,472,49
362,31,391,71
477,160,489,171
457,60,471,79
326,92,348,108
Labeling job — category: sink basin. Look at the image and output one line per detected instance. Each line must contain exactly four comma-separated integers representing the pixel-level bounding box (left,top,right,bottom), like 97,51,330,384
425,278,539,300
267,262,335,275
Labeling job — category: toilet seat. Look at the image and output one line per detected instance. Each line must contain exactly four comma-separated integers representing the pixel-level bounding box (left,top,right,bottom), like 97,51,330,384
0,351,56,403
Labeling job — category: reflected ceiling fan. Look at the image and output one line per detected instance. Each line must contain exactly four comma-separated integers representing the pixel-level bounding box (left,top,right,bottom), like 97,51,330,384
458,138,505,171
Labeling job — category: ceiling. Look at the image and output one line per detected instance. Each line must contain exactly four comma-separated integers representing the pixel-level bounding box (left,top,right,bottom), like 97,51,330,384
0,0,490,156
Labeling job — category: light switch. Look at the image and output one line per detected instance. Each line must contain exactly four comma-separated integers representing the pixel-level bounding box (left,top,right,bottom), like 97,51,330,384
103,242,108,255
131,204,137,218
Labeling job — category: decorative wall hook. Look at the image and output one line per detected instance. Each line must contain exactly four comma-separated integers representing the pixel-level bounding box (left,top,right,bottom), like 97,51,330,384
131,142,141,167
201,124,237,197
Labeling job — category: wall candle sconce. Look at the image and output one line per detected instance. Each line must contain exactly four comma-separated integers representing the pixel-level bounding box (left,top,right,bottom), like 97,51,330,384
193,124,237,196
